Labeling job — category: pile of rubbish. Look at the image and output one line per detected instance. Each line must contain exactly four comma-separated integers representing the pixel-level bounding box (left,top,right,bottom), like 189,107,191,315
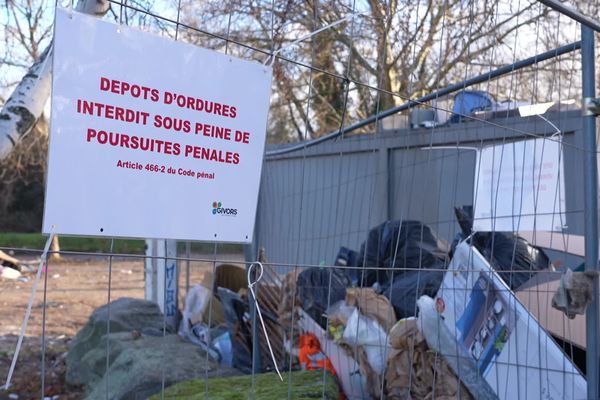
170,207,584,400
272,218,490,399
178,260,286,373
67,207,590,399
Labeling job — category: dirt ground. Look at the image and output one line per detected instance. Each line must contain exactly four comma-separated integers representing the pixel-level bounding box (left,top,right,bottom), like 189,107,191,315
0,252,243,400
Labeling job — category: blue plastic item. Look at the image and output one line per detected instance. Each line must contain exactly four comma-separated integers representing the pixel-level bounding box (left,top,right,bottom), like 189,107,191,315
212,331,233,367
450,91,495,123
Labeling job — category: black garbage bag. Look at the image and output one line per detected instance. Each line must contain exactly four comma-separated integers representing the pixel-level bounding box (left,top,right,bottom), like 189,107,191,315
452,206,551,290
334,246,362,287
355,220,449,287
384,269,446,319
297,267,350,328
334,246,359,268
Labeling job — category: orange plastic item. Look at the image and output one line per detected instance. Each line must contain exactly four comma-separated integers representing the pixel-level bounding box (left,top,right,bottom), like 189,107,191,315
298,333,337,377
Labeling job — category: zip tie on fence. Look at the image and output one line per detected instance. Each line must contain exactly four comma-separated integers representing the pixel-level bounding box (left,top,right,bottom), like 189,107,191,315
247,261,283,381
264,11,366,66
2,233,55,391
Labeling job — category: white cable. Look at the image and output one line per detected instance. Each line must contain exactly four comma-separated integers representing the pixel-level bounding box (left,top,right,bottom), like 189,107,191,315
2,232,55,391
536,114,562,138
247,261,283,381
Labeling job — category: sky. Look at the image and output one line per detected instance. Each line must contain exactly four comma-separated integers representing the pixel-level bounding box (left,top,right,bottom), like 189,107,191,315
0,0,590,126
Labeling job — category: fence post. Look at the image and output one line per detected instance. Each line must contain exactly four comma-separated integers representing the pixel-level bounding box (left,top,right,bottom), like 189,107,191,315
164,239,179,331
245,194,262,375
144,239,157,303
581,24,599,400
145,239,179,332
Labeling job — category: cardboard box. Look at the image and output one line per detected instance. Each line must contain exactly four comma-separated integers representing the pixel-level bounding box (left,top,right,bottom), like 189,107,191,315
436,242,586,399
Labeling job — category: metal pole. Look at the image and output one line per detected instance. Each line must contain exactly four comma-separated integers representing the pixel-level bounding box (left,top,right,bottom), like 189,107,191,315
144,239,157,302
245,198,262,374
538,0,600,33
185,241,191,294
164,239,179,332
266,41,581,157
245,246,262,375
582,25,599,400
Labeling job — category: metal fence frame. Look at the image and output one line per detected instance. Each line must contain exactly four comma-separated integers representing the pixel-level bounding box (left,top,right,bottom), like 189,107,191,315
1,1,599,398
250,15,600,396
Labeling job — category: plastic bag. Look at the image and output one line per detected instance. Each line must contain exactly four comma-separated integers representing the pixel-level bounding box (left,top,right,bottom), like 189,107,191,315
384,269,445,319
298,333,337,376
178,284,211,337
326,301,355,341
297,267,350,328
326,300,355,326
356,220,449,287
212,331,233,367
452,207,551,290
342,308,389,375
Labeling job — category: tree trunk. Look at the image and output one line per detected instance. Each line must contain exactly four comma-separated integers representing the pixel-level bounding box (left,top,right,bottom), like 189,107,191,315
0,0,110,160
0,46,53,159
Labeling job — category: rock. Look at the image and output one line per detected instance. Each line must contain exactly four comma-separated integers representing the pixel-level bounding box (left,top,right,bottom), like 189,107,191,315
71,331,135,390
85,334,233,400
66,297,233,400
66,298,166,386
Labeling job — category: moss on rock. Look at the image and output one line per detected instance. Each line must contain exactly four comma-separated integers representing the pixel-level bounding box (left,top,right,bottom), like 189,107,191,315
152,370,340,400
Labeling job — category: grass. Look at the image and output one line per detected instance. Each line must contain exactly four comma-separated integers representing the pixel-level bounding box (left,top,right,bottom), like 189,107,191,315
151,370,340,400
0,233,243,255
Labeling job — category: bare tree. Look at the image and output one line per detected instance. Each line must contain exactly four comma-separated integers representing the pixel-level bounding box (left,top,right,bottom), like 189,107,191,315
0,0,111,159
0,0,111,258
176,0,558,141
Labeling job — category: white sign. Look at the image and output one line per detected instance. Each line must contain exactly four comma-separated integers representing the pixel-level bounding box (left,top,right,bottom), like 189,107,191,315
473,138,565,232
43,8,272,243
437,242,586,400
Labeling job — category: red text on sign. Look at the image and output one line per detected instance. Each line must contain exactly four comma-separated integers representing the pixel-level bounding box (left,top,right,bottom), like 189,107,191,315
154,115,191,133
163,91,237,119
77,99,150,125
100,77,159,102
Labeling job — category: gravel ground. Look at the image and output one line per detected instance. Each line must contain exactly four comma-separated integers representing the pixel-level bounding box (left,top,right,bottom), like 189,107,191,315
0,252,243,399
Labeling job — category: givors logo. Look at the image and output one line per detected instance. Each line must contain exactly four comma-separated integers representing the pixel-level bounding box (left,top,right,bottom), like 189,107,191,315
212,201,237,216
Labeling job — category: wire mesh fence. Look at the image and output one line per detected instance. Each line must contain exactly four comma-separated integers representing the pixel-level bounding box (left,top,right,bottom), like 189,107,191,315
1,0,600,399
